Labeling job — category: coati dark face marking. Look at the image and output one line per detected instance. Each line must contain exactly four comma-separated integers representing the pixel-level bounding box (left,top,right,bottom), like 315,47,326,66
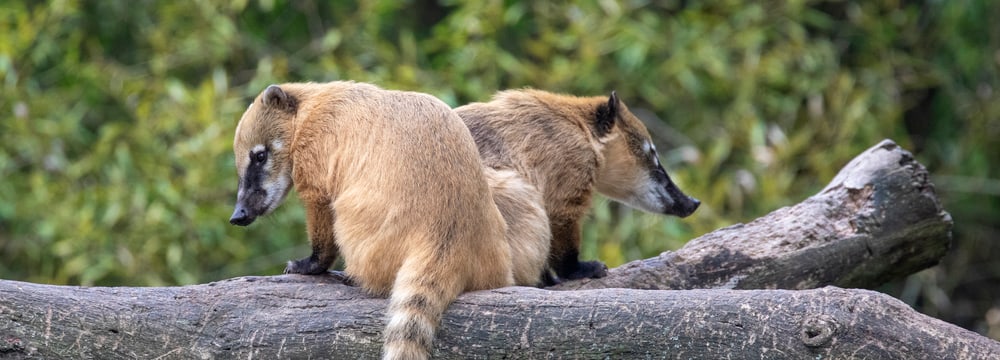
229,86,295,226
636,139,700,217
230,142,290,226
594,93,700,217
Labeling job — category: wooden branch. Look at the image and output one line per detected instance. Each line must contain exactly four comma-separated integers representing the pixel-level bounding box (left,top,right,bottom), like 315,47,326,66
2,277,997,359
0,139,982,359
553,139,953,291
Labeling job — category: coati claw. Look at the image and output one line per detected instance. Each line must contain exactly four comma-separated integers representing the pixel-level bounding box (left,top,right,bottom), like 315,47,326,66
563,260,608,280
284,257,329,275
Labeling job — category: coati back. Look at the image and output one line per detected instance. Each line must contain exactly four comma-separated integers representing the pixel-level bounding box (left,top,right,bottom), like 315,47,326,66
455,89,701,283
229,81,525,359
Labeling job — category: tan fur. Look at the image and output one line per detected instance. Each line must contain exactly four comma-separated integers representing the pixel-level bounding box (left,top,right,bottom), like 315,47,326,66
593,132,648,201
483,168,550,285
456,89,699,282
232,81,519,360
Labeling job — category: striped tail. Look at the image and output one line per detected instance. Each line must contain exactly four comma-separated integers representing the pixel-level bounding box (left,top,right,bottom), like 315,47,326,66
382,262,465,360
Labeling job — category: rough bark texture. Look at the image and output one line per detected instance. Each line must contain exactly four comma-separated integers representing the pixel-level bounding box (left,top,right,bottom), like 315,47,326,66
2,278,997,359
553,139,953,291
1,139,987,359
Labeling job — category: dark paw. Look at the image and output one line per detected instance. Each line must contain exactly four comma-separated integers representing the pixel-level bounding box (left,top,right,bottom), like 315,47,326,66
539,270,561,287
562,260,608,280
284,256,329,275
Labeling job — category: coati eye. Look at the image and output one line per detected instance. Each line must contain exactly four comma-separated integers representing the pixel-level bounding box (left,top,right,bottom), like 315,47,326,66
254,151,267,163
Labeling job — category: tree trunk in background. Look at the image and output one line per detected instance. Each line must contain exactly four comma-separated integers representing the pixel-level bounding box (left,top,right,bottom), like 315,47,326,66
2,140,989,359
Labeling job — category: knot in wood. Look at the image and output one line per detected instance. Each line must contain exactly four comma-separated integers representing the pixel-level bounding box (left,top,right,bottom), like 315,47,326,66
1,337,30,356
800,315,837,347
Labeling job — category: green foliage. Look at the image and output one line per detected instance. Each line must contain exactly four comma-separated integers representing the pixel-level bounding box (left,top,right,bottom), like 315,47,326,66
1,0,998,336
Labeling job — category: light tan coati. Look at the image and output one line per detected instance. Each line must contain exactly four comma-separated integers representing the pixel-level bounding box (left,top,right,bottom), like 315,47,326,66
456,89,701,284
481,167,551,286
228,81,546,359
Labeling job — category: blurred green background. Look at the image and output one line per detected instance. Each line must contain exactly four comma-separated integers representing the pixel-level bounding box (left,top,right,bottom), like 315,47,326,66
2,0,997,339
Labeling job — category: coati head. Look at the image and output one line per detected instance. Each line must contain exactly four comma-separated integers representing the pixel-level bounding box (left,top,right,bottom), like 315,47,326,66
229,85,297,226
593,92,701,217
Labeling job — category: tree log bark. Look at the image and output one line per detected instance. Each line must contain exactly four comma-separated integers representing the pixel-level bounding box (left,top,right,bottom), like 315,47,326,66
2,278,997,359
553,139,953,291
2,139,989,359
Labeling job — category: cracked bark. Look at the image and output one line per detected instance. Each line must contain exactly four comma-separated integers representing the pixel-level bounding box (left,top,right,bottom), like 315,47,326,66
2,139,993,359
552,139,952,291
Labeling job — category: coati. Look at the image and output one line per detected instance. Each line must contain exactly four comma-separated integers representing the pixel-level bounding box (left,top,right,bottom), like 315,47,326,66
455,89,701,283
228,81,547,360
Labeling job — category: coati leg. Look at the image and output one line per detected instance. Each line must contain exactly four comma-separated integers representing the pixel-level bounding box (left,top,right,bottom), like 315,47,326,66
548,216,608,282
285,198,339,275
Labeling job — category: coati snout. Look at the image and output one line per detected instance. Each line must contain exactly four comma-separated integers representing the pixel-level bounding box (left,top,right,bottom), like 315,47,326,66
650,166,701,217
229,143,291,226
667,189,701,218
229,145,289,227
627,139,700,217
229,203,258,226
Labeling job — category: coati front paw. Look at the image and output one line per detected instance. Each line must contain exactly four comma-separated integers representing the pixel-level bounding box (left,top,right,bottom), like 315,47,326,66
284,256,329,275
563,260,608,280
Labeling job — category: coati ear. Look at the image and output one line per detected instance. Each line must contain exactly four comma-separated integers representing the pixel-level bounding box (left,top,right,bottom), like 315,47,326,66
262,85,297,111
594,90,619,137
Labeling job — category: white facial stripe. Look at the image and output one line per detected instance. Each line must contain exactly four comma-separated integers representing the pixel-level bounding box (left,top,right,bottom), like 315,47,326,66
622,175,670,213
271,140,284,151
645,141,661,166
263,173,291,215
251,144,265,154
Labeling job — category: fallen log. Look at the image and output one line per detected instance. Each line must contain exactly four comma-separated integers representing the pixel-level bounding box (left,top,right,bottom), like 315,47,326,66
2,139,983,359
1,278,997,358
554,139,953,291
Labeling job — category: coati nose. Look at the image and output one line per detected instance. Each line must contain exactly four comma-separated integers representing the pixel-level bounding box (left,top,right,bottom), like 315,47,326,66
677,196,701,218
229,206,253,226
